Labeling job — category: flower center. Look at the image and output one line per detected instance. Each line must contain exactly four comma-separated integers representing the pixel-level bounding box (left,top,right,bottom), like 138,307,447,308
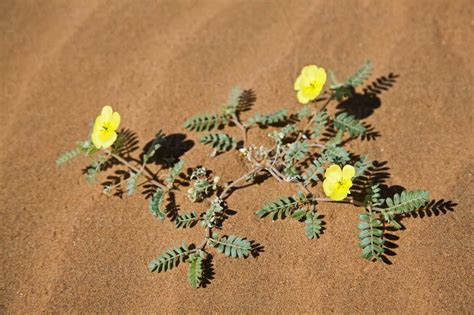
336,178,348,189
101,122,112,133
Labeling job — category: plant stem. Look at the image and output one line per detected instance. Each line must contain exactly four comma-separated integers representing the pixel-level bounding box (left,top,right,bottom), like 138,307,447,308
232,114,248,146
103,149,167,189
220,166,262,199
297,93,334,141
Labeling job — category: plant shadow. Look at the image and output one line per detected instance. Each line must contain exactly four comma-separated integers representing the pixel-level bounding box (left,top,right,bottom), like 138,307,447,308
141,132,194,168
336,73,399,120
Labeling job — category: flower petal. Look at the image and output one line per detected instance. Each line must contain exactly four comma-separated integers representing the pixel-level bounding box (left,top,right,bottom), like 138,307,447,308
323,177,336,197
93,115,104,131
294,74,303,91
100,106,113,121
100,131,117,149
297,89,310,104
110,112,121,131
301,65,319,79
329,187,349,201
314,67,327,86
91,129,102,149
324,164,342,181
342,165,355,180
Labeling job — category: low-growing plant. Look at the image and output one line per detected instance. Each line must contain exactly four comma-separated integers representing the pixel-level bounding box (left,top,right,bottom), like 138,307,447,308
59,60,436,288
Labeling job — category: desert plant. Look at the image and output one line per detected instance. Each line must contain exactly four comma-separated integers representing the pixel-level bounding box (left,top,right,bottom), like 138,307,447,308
58,107,259,289
59,60,432,288
185,61,430,263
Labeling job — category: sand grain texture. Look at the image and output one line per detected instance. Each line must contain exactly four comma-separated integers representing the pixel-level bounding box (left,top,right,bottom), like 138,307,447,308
1,0,473,313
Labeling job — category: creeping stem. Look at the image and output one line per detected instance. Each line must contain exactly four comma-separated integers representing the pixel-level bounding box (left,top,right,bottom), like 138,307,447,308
103,149,167,190
231,114,248,146
220,166,262,199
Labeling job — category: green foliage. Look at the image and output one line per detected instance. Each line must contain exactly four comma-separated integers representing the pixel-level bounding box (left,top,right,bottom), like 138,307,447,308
127,171,141,196
148,241,190,273
301,157,326,185
329,60,373,100
187,254,204,288
268,124,296,144
383,190,430,215
200,133,237,154
56,147,81,166
143,131,166,163
149,188,165,220
200,199,224,228
175,210,198,228
322,144,351,165
222,86,242,116
248,109,288,127
333,112,366,137
364,183,383,207
209,233,251,258
256,192,310,220
165,160,184,188
57,140,97,166
187,167,218,202
302,145,351,185
310,110,329,138
284,140,309,163
304,211,323,239
354,156,372,178
184,113,228,132
328,70,341,89
297,106,312,120
345,60,373,88
358,212,384,261
84,155,107,183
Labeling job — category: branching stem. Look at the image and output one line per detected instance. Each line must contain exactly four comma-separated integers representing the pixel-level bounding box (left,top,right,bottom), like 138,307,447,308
220,166,262,199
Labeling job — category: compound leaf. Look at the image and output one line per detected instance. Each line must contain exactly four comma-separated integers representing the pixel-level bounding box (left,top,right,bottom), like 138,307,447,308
149,188,165,220
187,254,203,289
148,241,190,273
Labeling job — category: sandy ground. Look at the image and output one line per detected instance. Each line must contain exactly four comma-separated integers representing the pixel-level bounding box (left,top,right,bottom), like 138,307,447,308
1,0,473,313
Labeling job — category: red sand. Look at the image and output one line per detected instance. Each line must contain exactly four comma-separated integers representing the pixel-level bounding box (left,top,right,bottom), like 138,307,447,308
1,0,473,313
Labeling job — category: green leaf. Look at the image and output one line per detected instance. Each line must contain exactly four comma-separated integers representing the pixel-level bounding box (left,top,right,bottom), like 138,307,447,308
127,171,141,196
357,212,384,261
297,106,312,120
56,147,81,166
291,209,307,220
256,193,311,220
383,190,430,215
187,254,203,289
304,211,323,239
248,109,288,127
301,157,327,185
200,133,237,153
333,112,366,137
208,234,251,258
345,60,373,88
149,188,165,220
222,86,242,116
165,160,184,187
310,110,329,138
148,241,190,273
175,210,198,228
84,155,107,183
184,113,228,132
322,144,351,165
143,131,166,163
364,183,383,206
284,140,309,163
354,156,372,178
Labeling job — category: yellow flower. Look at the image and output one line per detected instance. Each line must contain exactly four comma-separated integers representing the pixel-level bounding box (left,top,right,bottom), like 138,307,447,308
294,65,327,104
91,106,121,149
323,164,355,201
